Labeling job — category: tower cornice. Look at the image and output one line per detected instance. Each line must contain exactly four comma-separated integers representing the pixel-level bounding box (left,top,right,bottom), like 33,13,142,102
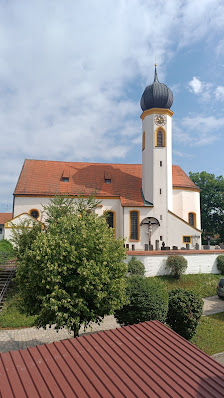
140,108,174,120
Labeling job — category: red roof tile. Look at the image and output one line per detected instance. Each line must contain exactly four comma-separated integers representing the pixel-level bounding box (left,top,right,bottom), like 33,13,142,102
0,213,12,225
0,321,223,398
14,159,198,207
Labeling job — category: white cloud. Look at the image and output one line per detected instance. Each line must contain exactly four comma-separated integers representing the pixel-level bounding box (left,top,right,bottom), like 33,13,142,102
215,86,224,101
1,0,224,210
188,77,203,94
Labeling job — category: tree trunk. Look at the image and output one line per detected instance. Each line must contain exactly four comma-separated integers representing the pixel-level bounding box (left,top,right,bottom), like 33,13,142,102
73,324,79,338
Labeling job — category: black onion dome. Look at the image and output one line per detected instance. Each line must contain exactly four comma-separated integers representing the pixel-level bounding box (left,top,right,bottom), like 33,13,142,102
140,65,173,111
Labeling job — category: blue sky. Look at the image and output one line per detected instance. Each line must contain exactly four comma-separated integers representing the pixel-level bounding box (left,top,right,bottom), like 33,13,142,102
1,0,224,212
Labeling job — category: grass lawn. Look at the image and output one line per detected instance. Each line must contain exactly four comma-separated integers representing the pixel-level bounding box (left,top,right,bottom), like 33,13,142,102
0,240,15,264
155,273,221,298
191,312,224,356
0,287,36,329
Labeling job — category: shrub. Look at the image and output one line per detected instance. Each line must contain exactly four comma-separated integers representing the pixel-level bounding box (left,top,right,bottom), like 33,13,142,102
128,256,145,276
166,255,187,279
167,288,203,340
114,276,168,326
217,255,224,275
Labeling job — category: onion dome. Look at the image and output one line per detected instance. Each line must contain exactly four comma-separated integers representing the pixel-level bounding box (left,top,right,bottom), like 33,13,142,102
140,65,173,111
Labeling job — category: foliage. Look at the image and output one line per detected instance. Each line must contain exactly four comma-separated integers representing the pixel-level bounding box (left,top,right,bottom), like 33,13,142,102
216,255,224,275
167,288,203,340
11,220,42,261
189,171,224,241
14,196,128,336
156,274,221,298
114,276,168,326
191,312,224,356
165,255,188,279
128,256,145,276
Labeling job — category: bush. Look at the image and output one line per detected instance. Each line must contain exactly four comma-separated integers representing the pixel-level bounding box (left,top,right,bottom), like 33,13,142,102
114,276,168,326
217,255,224,275
166,255,187,279
128,256,145,276
167,288,203,340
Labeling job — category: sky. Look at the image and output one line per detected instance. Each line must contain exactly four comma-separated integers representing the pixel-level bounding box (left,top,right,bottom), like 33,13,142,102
1,0,224,212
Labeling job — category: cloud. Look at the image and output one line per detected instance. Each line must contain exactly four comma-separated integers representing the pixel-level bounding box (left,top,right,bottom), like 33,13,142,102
174,115,223,147
215,86,224,101
1,0,224,210
188,77,212,101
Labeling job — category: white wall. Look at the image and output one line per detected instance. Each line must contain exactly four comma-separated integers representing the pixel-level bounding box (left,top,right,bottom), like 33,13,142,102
128,253,220,277
172,189,201,230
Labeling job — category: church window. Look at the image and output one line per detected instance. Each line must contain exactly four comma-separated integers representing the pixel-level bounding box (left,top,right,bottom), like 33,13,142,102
160,215,162,220
155,128,166,147
30,209,40,219
160,236,163,241
129,210,140,241
106,211,115,229
142,131,145,150
188,212,196,227
160,189,162,194
160,161,162,167
183,236,191,243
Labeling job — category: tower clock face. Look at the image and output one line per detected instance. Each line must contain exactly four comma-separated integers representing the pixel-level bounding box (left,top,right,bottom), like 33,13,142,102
154,114,166,126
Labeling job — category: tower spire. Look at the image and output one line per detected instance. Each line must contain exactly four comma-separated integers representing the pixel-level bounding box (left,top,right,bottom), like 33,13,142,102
154,63,158,82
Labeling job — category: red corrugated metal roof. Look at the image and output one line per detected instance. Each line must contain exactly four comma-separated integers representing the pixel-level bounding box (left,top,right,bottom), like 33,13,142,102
0,213,12,225
14,159,198,207
1,320,224,398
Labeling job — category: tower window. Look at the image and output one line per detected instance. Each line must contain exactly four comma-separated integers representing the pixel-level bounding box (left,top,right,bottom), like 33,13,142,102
160,161,162,167
142,131,145,151
188,212,196,227
160,189,162,194
130,211,140,240
155,129,166,147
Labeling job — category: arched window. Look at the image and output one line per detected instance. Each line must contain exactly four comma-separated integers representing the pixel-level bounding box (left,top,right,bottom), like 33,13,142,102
188,212,196,227
29,209,40,219
129,210,140,240
155,129,166,147
142,131,145,151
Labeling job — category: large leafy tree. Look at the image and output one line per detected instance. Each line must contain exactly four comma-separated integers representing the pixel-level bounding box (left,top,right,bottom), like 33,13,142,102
13,196,128,336
189,171,224,241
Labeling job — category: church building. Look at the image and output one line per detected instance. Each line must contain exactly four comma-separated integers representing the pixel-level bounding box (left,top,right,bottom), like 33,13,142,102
5,67,201,250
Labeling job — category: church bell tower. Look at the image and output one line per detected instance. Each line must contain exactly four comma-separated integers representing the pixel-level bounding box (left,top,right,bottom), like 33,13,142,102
141,65,173,212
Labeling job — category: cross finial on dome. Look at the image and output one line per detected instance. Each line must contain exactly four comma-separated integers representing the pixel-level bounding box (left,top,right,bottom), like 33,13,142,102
154,63,158,82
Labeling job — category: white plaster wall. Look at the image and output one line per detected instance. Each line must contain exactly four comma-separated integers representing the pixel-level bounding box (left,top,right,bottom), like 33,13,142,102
142,116,154,204
128,253,219,277
168,211,201,249
172,189,201,230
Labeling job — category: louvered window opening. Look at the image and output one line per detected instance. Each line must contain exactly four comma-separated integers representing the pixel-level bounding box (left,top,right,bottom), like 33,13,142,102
106,212,114,228
157,131,163,147
130,211,139,240
189,213,195,226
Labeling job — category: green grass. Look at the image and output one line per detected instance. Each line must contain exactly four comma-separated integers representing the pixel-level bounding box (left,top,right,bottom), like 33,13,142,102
0,287,36,329
155,274,221,298
0,240,15,264
191,312,224,355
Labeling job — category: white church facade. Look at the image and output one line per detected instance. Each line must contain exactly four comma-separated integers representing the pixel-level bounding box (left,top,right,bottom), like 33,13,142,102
5,67,201,250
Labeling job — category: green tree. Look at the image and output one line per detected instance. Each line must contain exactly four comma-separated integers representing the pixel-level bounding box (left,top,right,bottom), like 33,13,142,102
14,196,128,336
189,171,224,241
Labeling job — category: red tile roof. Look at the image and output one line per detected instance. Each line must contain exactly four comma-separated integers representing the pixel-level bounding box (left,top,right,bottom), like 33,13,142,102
0,213,12,225
14,159,198,207
0,321,223,398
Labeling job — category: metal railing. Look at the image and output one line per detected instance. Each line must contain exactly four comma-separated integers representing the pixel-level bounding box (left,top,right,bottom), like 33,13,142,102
0,269,15,309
